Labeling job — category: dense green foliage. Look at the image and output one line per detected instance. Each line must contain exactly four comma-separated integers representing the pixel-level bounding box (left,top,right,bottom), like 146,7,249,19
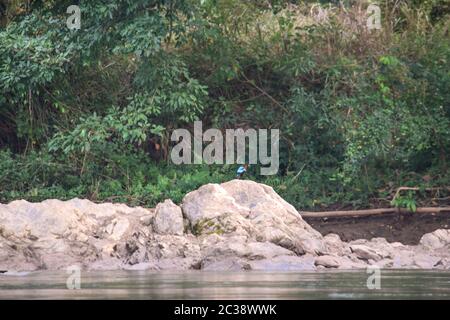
1,0,449,210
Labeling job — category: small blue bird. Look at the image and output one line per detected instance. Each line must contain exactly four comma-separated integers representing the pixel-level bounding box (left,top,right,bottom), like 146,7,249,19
236,164,248,179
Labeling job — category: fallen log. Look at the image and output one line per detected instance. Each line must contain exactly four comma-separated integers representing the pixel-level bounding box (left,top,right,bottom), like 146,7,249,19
300,207,450,218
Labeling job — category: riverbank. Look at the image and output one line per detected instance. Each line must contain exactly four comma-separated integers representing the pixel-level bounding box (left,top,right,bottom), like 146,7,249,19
1,180,449,272
306,211,450,245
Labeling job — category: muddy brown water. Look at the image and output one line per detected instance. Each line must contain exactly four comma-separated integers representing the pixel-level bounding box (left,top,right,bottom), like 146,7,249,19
305,212,450,245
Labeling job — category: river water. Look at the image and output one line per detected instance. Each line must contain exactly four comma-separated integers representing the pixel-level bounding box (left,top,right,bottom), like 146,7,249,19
1,270,449,299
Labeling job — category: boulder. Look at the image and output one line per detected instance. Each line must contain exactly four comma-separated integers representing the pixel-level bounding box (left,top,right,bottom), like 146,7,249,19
248,254,316,271
413,253,441,269
420,229,450,250
323,233,351,256
182,184,249,224
435,258,450,269
153,200,184,236
349,244,382,261
201,257,250,271
182,180,326,255
314,255,341,268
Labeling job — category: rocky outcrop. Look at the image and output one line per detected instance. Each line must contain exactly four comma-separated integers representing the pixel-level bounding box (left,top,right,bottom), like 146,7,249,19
0,180,449,272
183,180,325,255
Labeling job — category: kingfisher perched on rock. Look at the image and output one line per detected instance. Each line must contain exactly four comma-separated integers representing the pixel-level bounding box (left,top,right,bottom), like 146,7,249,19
236,164,248,179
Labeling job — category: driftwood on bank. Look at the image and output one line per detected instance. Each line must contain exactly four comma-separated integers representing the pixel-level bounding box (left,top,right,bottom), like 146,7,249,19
300,207,450,218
